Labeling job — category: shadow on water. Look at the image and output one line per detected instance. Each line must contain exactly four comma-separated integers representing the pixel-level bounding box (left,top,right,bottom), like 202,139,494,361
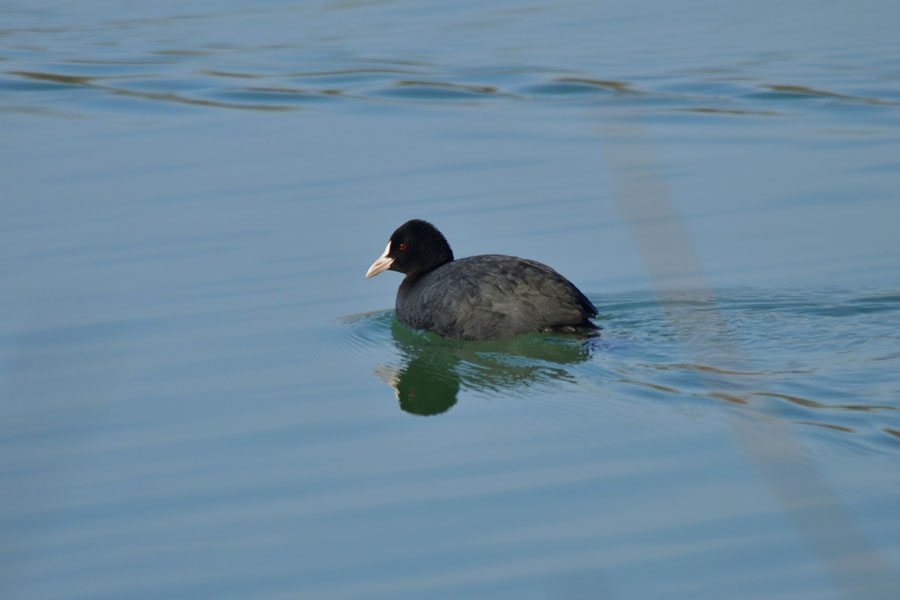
369,316,600,416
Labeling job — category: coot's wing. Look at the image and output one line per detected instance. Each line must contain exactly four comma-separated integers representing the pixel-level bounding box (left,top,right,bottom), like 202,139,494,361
406,255,596,340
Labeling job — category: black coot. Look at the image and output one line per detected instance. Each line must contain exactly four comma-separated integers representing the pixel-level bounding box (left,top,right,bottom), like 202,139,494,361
366,219,598,340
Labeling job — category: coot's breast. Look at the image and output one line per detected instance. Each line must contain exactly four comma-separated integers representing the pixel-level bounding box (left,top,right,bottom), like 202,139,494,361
395,255,597,340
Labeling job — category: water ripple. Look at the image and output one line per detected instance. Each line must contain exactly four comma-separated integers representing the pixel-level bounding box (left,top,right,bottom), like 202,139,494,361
340,290,900,450
4,52,900,118
755,83,900,107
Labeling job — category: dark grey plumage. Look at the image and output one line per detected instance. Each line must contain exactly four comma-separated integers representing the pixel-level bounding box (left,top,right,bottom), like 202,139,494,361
366,220,598,341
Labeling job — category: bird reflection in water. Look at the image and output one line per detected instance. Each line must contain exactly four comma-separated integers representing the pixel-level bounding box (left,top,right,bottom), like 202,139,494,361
377,319,600,416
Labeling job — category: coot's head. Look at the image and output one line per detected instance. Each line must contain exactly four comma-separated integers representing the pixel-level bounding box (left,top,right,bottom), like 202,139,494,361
365,219,454,279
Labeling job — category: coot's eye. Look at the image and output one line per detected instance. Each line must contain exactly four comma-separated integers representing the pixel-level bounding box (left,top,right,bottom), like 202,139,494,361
398,243,408,251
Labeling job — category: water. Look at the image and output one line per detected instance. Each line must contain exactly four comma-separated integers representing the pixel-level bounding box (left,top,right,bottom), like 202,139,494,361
2,1,900,598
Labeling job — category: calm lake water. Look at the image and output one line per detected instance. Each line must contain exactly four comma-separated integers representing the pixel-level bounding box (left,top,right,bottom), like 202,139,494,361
2,1,900,599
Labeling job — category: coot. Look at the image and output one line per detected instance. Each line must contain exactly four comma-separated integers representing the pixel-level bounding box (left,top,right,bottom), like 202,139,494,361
366,219,598,340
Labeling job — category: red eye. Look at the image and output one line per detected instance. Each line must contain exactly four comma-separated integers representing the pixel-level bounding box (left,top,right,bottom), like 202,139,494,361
398,243,407,251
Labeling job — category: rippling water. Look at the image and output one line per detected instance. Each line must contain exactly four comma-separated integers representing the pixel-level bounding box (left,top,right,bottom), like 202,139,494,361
344,290,900,438
2,1,900,599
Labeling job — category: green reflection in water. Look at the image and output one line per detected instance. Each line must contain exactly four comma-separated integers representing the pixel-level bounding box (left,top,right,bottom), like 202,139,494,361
383,318,597,416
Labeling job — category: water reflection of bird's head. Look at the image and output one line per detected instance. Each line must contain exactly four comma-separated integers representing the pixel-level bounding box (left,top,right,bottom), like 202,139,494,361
376,353,460,416
378,318,598,416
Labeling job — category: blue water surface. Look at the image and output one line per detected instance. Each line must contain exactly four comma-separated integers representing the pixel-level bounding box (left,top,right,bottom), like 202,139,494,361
2,1,899,599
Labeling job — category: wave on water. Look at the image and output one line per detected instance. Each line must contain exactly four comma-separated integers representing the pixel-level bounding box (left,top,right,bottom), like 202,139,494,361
4,55,899,117
340,289,900,453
